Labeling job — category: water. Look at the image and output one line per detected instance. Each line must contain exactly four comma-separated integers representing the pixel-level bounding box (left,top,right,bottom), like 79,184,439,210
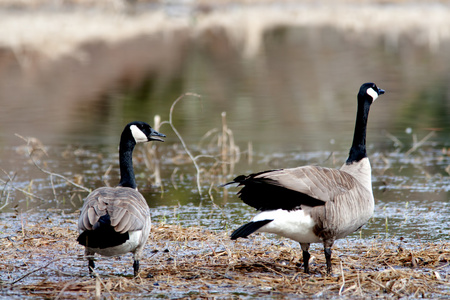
0,25,449,245
0,18,449,299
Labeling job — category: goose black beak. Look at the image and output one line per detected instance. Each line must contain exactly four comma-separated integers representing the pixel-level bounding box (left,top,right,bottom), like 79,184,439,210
378,88,385,95
149,129,166,142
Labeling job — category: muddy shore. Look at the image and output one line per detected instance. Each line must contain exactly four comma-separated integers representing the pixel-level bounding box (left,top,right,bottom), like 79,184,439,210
1,211,449,299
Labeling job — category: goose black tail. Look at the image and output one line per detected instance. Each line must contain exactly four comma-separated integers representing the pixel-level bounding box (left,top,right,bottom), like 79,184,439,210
230,219,273,240
77,214,129,248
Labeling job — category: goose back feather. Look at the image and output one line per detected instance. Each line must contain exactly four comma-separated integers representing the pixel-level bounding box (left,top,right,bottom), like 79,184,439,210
78,187,149,234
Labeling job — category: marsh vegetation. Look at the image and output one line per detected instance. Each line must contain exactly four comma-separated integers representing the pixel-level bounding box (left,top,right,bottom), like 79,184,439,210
1,94,448,298
0,0,449,298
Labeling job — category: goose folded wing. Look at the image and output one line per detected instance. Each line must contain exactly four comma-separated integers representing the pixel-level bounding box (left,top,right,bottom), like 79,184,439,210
107,192,149,234
78,188,149,233
78,207,94,231
78,194,103,232
234,166,357,211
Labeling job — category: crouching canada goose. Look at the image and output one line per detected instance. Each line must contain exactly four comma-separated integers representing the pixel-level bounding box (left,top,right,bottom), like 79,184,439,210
223,83,385,275
77,121,165,276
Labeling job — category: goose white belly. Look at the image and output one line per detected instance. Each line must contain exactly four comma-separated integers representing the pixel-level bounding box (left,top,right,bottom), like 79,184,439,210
253,209,322,243
87,230,142,257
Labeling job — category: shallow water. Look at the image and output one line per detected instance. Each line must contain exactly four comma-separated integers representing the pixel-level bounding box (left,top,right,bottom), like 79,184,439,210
0,8,449,298
1,141,448,243
0,25,449,244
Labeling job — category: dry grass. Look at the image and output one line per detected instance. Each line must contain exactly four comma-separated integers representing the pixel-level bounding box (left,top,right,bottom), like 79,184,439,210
0,213,448,299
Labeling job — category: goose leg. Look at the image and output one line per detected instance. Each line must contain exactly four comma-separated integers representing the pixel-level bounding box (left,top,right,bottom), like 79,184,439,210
88,258,95,274
133,260,140,277
324,247,332,275
133,247,144,277
86,249,95,275
299,243,311,273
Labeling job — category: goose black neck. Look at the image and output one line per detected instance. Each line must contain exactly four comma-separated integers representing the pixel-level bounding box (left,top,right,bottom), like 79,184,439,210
118,137,137,189
346,96,372,164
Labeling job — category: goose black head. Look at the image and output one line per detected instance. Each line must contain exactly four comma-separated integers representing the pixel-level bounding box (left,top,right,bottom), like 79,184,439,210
359,82,385,103
127,121,166,143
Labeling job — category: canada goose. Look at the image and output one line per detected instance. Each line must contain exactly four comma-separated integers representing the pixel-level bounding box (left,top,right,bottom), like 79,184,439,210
223,83,385,275
77,121,165,277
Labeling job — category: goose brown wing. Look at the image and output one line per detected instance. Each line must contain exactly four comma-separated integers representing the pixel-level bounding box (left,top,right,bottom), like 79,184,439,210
228,166,357,211
78,187,150,234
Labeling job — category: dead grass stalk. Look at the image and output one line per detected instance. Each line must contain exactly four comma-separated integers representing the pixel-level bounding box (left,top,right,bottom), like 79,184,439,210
15,134,91,193
160,92,204,197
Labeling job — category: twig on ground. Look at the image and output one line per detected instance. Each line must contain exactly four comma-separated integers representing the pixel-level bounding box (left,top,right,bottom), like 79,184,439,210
11,258,61,285
93,272,116,300
339,261,345,295
367,277,402,297
54,281,74,300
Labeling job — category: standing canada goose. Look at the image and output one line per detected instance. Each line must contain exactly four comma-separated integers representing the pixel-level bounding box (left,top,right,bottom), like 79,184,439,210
223,83,385,275
77,121,165,277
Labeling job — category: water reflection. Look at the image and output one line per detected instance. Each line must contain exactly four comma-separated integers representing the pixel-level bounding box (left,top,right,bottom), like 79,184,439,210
0,26,449,241
1,26,449,147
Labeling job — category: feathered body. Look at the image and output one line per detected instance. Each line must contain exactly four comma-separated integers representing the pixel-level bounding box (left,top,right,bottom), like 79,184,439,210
77,121,165,276
226,83,384,274
231,160,374,241
77,187,151,256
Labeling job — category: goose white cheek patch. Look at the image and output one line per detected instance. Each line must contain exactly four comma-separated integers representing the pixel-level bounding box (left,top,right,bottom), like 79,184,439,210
130,125,148,143
366,87,379,101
